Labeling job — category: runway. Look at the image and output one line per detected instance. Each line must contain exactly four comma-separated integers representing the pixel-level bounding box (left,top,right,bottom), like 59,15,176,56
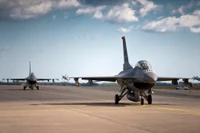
0,85,199,133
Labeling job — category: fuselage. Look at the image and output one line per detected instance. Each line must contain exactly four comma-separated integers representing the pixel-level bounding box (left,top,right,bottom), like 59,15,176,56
26,73,37,84
116,60,157,91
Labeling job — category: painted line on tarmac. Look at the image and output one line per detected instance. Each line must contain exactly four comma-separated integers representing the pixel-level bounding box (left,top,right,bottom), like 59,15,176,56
154,106,200,116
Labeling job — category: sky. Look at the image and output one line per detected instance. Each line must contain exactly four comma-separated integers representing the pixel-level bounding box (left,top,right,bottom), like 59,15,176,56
0,0,200,82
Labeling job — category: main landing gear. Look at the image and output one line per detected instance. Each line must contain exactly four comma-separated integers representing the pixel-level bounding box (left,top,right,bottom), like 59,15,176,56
23,86,27,90
115,86,153,105
115,94,120,104
141,98,144,105
140,91,152,105
23,83,28,90
140,95,152,105
115,85,128,104
35,84,39,90
23,84,40,90
147,95,152,104
36,86,39,90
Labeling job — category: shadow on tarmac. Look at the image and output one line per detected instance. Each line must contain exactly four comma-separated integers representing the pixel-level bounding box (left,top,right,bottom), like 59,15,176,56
31,102,173,107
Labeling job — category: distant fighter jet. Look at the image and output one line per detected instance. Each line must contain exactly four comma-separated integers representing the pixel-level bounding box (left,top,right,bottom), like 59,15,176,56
62,75,70,80
193,76,200,81
3,62,57,90
70,36,192,105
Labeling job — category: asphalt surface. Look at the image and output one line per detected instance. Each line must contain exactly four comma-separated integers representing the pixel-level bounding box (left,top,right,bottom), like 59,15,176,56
0,85,200,133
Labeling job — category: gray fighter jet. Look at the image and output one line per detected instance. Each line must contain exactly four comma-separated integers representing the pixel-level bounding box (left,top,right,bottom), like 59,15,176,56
193,76,200,81
71,36,192,105
3,62,57,90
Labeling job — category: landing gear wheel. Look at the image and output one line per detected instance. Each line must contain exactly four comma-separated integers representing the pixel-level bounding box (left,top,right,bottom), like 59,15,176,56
115,94,120,104
23,86,26,90
141,98,144,105
36,86,39,90
148,95,152,104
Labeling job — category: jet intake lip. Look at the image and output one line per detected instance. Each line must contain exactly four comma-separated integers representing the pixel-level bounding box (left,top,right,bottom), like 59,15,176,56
144,72,157,83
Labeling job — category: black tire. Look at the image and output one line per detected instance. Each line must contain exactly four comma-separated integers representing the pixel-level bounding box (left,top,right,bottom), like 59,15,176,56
37,86,39,90
23,86,26,90
115,94,120,104
148,95,152,104
141,98,144,105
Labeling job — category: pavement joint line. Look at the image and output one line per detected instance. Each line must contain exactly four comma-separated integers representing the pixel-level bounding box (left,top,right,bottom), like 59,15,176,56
55,105,153,133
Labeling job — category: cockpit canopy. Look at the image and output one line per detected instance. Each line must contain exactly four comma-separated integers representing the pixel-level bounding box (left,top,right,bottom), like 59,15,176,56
30,73,35,77
135,60,152,70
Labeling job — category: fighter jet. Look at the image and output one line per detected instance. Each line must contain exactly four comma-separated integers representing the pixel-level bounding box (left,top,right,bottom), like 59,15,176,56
3,62,57,90
193,76,200,81
62,74,70,80
70,36,192,105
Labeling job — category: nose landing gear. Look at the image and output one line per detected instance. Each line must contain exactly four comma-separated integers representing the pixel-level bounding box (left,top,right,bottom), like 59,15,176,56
140,90,153,105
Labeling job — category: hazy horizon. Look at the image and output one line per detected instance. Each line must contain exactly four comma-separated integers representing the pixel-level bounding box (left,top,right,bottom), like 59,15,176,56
0,0,200,82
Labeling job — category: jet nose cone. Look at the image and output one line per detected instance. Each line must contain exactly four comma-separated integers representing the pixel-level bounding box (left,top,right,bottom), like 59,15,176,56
144,72,157,83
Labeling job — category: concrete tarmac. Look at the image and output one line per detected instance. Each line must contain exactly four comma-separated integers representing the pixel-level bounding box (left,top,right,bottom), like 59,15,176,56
0,85,200,133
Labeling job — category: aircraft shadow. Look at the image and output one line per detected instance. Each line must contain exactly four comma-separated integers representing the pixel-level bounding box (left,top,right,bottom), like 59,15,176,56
0,88,24,91
31,102,173,107
0,88,39,91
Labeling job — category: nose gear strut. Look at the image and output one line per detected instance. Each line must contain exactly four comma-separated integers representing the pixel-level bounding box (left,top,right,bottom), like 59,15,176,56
140,91,152,105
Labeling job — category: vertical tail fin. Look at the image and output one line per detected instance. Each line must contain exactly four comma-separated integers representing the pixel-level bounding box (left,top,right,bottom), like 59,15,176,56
29,62,32,75
122,36,132,70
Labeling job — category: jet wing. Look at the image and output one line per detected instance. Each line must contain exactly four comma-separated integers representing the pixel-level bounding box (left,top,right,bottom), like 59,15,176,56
37,78,52,81
2,78,27,81
71,76,192,86
157,77,192,86
157,77,189,81
37,78,58,81
71,76,145,82
37,78,59,83
72,76,190,82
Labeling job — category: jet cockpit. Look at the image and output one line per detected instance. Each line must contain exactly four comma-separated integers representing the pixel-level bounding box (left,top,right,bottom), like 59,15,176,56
135,60,152,70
